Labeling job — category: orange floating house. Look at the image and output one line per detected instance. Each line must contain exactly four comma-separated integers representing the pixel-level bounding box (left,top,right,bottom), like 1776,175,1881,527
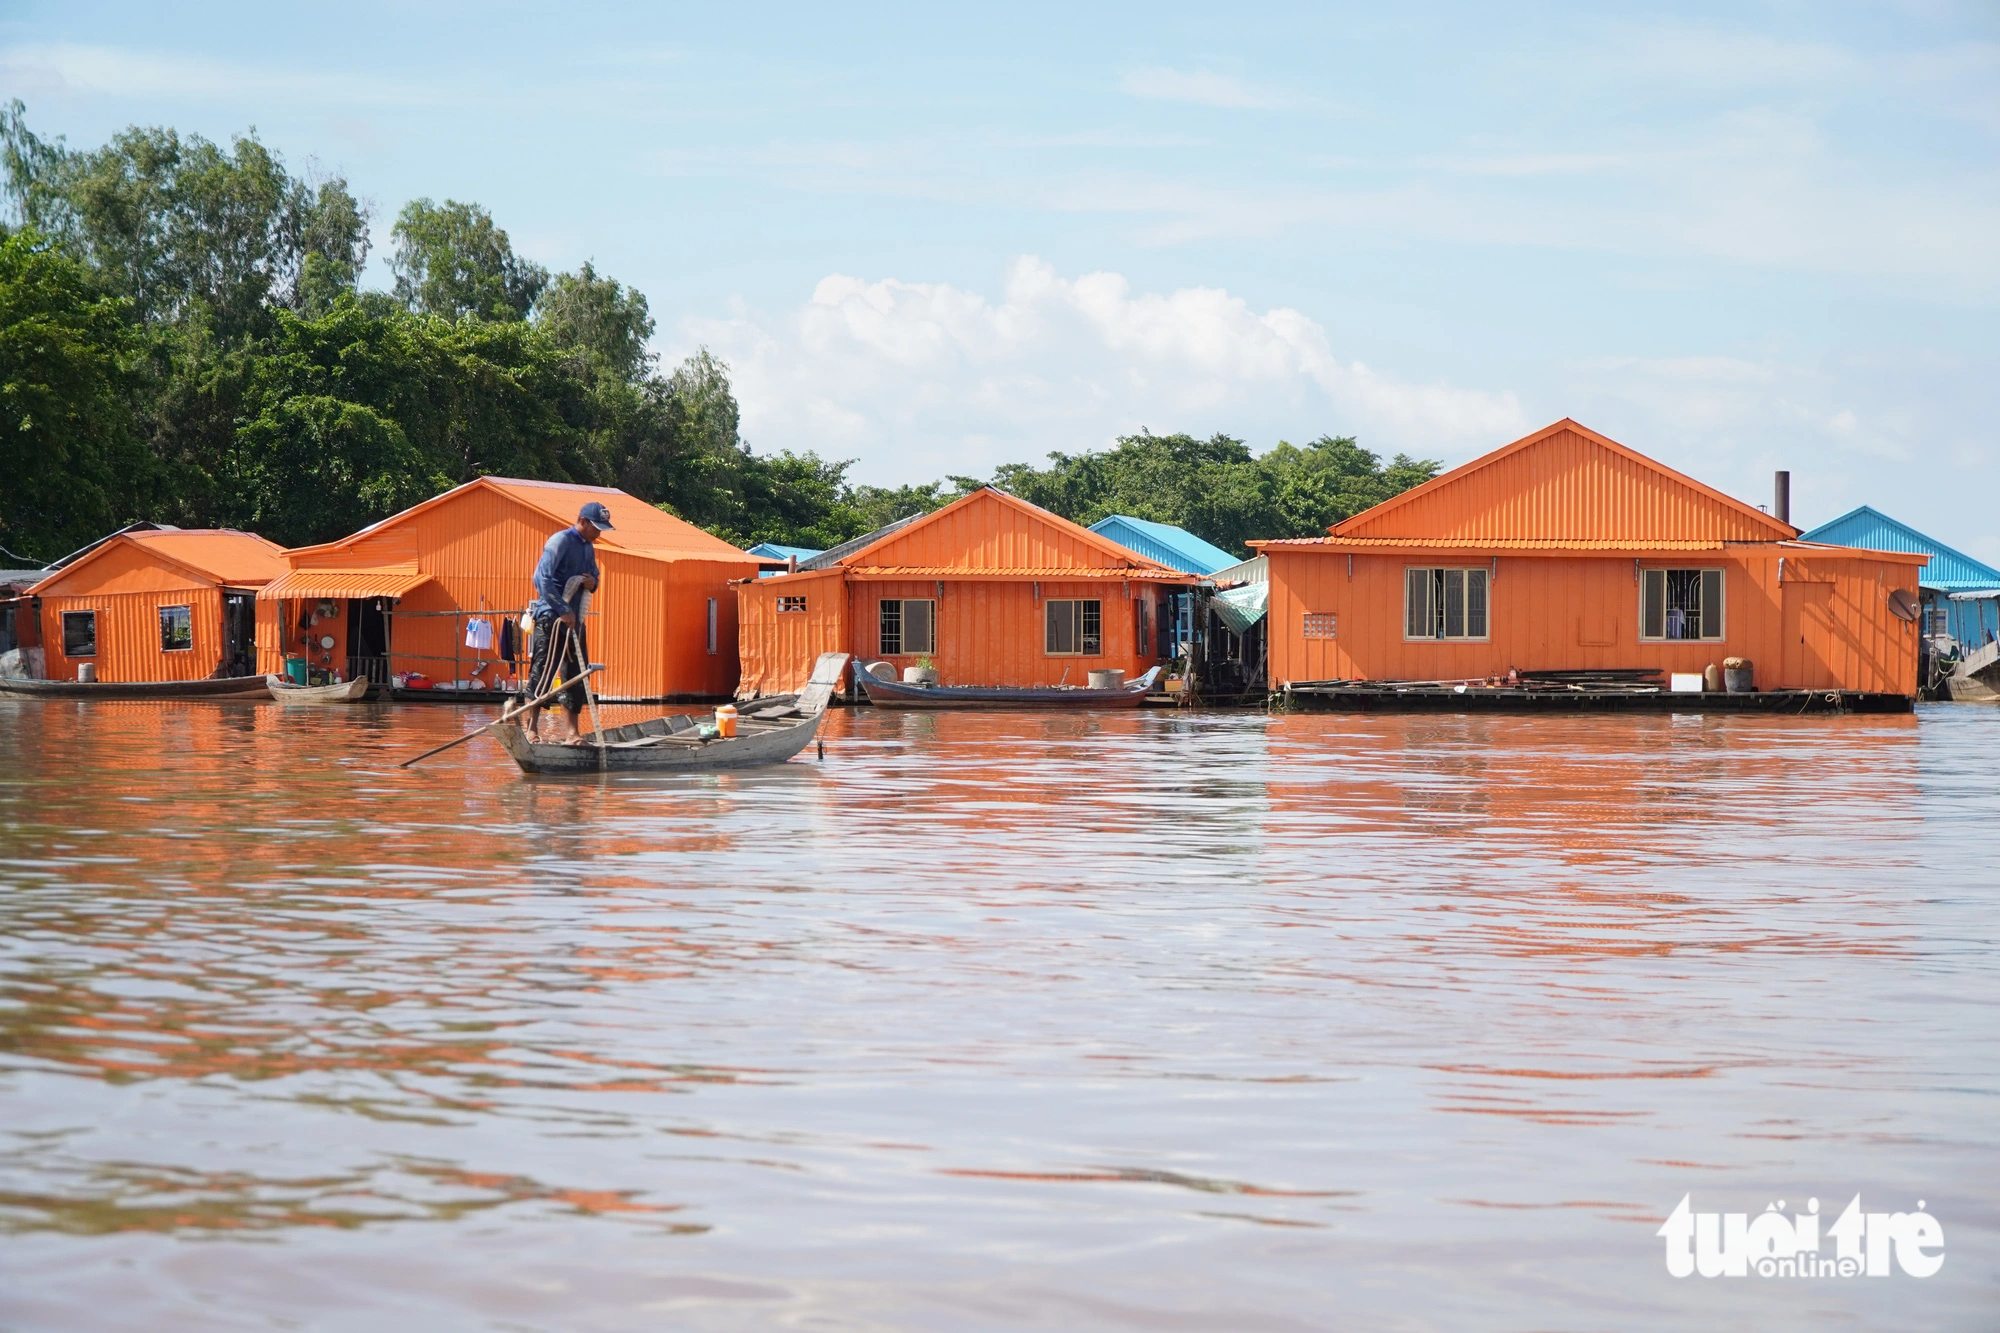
29,528,287,683
260,477,758,701
736,486,1200,698
1255,420,1928,700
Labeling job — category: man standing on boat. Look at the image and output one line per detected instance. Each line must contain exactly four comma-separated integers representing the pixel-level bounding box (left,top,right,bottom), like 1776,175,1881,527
523,501,611,743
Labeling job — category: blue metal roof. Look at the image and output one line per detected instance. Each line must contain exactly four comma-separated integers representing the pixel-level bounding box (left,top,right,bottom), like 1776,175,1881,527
746,542,824,561
1798,506,2000,591
1087,515,1238,575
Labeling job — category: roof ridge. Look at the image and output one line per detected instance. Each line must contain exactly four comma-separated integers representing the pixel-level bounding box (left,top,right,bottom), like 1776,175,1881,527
1330,418,1797,542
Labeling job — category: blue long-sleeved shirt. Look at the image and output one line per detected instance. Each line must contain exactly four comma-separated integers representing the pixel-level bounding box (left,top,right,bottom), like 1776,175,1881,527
531,527,599,622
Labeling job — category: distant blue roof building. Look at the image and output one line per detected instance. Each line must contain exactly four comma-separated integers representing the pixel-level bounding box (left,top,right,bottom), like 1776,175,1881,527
1087,515,1238,576
747,542,824,562
1801,505,2000,644
746,541,825,577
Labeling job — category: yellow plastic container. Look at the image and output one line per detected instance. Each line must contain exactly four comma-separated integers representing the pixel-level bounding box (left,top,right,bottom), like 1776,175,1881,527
714,703,738,738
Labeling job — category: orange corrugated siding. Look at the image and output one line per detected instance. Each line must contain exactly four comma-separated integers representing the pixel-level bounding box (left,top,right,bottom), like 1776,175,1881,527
42,587,225,683
737,569,848,697
1262,421,1924,695
270,478,756,700
736,488,1196,696
32,531,283,683
1336,420,1795,544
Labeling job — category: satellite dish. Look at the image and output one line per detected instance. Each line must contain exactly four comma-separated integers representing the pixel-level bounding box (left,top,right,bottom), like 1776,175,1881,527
1888,589,1919,623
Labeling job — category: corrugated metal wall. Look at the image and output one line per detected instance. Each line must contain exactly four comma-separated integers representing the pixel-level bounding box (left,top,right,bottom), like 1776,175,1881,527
737,569,848,697
1266,549,1920,694
850,577,1165,688
1340,424,1788,544
41,588,225,683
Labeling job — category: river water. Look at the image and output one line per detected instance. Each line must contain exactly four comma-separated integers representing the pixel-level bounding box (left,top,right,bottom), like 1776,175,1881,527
0,699,1995,1330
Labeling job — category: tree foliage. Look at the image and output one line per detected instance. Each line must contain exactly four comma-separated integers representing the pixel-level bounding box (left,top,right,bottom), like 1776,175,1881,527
0,229,145,557
390,198,546,322
995,431,1440,557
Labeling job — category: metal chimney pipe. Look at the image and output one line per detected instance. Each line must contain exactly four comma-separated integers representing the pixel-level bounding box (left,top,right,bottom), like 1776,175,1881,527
1774,471,1791,525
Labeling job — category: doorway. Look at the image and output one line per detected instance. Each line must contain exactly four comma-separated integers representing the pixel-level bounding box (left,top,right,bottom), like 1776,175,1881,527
221,593,256,676
347,597,391,684
1782,581,1836,690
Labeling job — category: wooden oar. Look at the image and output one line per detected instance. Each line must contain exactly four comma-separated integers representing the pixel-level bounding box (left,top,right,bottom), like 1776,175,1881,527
398,664,601,768
570,625,606,759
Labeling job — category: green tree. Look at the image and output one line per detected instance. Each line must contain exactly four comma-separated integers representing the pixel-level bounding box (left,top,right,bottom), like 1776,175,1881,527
390,198,546,322
536,261,654,383
0,229,145,559
0,101,367,338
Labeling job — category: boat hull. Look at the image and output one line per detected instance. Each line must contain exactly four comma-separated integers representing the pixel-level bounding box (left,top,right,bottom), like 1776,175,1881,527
267,675,373,704
493,652,851,774
0,675,272,700
856,663,1161,710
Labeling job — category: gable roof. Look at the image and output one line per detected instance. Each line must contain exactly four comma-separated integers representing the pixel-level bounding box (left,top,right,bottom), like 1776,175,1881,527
30,530,287,596
1327,419,1797,546
813,486,1194,580
1086,515,1238,575
287,476,754,563
1800,506,2000,591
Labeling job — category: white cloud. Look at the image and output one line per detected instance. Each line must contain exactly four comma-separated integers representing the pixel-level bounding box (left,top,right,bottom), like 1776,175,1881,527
0,42,433,107
1118,66,1312,112
672,257,1525,484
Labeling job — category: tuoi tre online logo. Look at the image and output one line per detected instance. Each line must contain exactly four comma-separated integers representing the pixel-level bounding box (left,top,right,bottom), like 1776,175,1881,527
1658,1195,1944,1279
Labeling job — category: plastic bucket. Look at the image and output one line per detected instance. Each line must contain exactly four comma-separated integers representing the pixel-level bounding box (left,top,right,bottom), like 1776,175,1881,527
1724,666,1755,693
77,662,96,683
285,656,308,685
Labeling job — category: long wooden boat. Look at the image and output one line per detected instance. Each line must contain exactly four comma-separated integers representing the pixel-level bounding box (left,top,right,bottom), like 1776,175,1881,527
0,674,272,701
855,662,1162,710
267,675,373,704
493,652,850,774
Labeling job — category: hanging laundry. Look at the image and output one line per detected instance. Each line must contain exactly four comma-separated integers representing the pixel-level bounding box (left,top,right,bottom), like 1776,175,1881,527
464,616,494,651
498,616,517,663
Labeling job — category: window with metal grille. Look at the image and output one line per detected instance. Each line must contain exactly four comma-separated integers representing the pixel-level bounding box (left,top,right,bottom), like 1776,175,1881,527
159,605,193,652
879,599,935,655
777,596,807,613
1302,612,1337,639
1045,599,1101,655
1640,568,1723,641
62,610,96,657
1404,568,1489,640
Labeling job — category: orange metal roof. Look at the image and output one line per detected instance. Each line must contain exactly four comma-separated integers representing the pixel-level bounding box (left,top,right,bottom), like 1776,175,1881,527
1255,537,1733,551
824,487,1198,582
257,566,435,601
31,529,288,596
286,477,755,564
1330,419,1799,545
848,565,1195,580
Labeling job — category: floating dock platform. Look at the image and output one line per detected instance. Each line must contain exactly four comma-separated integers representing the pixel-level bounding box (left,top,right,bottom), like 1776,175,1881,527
1282,682,1913,714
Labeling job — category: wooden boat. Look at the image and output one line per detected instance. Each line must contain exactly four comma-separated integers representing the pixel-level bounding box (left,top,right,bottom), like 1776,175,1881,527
855,662,1162,710
267,675,373,704
493,652,850,774
0,674,272,701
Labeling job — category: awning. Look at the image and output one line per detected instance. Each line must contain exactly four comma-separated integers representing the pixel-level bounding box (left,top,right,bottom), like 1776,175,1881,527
257,566,434,601
1947,589,2000,601
1211,581,1268,635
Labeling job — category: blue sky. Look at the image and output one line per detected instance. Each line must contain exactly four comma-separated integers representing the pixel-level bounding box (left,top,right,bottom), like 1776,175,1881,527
6,2,1996,555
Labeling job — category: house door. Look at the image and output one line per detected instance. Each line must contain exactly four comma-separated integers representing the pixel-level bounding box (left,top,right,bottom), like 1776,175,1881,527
1782,582,1836,689
221,594,256,677
346,597,392,684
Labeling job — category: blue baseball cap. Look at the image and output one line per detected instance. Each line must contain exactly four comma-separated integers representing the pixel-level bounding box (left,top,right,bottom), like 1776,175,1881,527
578,501,615,530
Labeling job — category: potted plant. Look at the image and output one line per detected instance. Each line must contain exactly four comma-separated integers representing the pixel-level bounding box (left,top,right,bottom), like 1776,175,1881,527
903,655,940,686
